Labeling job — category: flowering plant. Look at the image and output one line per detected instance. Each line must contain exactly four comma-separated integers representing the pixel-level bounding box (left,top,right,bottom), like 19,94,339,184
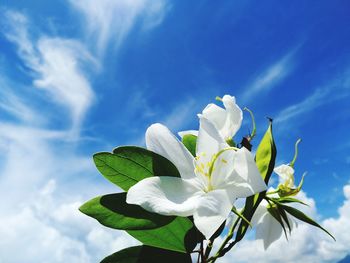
80,95,334,262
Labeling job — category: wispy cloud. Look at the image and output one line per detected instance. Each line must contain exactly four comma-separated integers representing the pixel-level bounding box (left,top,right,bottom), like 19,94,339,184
0,6,164,261
3,10,97,136
129,97,200,146
69,0,170,56
241,49,297,103
275,67,350,124
275,87,328,123
6,2,175,262
162,98,198,131
34,38,97,133
0,79,39,124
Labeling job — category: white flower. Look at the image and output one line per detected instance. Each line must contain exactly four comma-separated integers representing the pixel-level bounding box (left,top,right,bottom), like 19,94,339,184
178,95,242,142
274,164,306,197
252,199,294,250
274,164,295,188
126,118,266,239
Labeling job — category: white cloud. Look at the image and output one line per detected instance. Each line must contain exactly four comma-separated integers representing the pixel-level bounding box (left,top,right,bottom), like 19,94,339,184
162,98,198,131
129,96,202,145
128,91,158,119
0,80,39,123
34,38,97,133
2,11,38,66
241,49,296,103
0,6,171,261
3,10,97,136
0,178,138,263
275,68,350,124
0,9,139,263
320,185,350,261
0,123,80,217
275,87,330,124
0,4,170,260
0,207,90,263
69,0,170,55
0,120,138,263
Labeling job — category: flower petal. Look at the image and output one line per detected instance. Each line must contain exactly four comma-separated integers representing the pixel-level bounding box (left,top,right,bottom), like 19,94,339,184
198,95,242,141
274,164,295,185
221,95,243,139
210,149,236,189
256,212,283,250
274,164,294,177
126,176,204,217
193,189,235,239
146,123,195,180
200,103,227,132
251,200,268,226
196,117,227,157
178,130,198,138
229,147,267,198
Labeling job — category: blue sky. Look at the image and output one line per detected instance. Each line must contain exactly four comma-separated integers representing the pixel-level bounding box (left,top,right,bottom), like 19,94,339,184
1,1,350,262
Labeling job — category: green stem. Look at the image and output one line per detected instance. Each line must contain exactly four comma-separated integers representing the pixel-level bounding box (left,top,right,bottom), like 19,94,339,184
215,96,222,102
243,107,256,141
200,240,204,263
289,138,301,168
208,216,241,262
266,189,279,195
204,239,213,260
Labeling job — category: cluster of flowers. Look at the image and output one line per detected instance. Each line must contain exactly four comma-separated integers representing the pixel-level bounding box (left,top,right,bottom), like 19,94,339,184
81,95,334,262
127,95,305,248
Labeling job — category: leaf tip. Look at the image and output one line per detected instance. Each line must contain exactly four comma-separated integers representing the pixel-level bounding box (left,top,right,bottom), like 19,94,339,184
78,203,87,214
266,116,273,123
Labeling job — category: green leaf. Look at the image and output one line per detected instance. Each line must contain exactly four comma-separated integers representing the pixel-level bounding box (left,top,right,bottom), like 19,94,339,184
235,120,277,242
267,205,288,239
90,147,197,253
93,146,180,191
127,217,197,253
275,204,292,233
255,120,277,184
79,193,175,230
271,197,308,206
280,204,336,241
182,134,197,157
100,245,192,263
